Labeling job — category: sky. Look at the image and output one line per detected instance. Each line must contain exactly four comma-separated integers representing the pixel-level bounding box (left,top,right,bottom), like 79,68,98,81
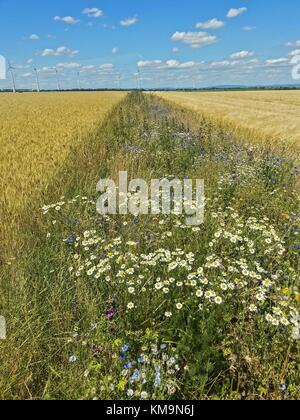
0,0,300,90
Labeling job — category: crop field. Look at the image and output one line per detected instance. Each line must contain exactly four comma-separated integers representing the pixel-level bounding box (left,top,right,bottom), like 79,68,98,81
0,91,299,400
0,92,126,259
157,91,300,158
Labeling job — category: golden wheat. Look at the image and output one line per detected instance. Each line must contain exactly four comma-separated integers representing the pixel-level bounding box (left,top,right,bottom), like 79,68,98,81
0,91,126,257
156,91,300,156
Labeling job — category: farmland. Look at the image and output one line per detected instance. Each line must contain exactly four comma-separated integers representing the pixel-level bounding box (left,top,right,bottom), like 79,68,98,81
0,91,299,400
0,92,126,259
157,91,300,158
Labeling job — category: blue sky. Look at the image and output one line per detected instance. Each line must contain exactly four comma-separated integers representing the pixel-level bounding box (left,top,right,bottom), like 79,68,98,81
0,0,300,89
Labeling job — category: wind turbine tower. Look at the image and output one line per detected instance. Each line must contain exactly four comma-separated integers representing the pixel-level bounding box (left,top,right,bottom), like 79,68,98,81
34,67,40,92
8,61,16,93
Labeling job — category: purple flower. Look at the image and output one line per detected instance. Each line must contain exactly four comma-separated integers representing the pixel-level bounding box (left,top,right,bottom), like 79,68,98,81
91,346,100,355
105,308,116,320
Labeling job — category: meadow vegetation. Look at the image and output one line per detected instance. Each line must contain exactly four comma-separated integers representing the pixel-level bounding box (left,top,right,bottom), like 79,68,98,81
0,92,299,400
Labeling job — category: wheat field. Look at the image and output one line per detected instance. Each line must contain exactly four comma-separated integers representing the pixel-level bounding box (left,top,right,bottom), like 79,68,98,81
0,92,126,257
156,91,300,157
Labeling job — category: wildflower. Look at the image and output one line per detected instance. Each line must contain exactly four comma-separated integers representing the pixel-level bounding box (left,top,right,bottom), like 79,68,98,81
140,391,148,400
266,314,273,323
249,304,258,313
105,308,116,320
122,344,130,353
127,389,134,397
280,318,290,327
69,355,77,363
176,303,183,310
165,312,173,318
127,302,135,310
66,235,76,245
196,289,203,298
214,296,223,305
124,362,133,369
279,384,287,392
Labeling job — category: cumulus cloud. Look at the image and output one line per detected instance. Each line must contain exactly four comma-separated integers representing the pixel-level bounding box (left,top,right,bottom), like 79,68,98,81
196,18,225,30
171,31,217,49
112,47,118,54
41,46,79,57
82,8,103,18
227,7,247,18
231,50,255,59
54,16,79,25
120,17,138,26
289,49,300,57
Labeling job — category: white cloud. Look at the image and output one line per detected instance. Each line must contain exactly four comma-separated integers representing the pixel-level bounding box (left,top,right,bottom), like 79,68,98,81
41,46,79,57
29,34,39,40
231,50,255,59
57,62,81,69
171,31,217,49
265,58,289,66
120,17,138,26
100,63,114,70
112,47,118,54
196,18,225,30
289,49,300,57
54,16,79,25
243,26,256,31
82,8,103,18
227,7,247,18
137,59,196,70
286,40,300,48
172,47,179,53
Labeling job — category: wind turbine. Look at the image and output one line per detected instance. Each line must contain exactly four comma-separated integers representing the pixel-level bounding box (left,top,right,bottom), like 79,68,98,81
34,67,40,92
76,71,81,90
135,69,141,90
7,61,16,93
54,68,61,91
117,73,122,90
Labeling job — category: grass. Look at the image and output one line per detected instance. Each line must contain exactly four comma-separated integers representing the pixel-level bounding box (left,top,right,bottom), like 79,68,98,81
0,92,299,400
156,91,300,161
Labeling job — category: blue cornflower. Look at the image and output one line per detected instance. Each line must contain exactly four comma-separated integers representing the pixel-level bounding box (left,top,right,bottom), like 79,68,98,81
137,357,145,364
124,362,133,369
66,235,76,245
293,245,300,250
122,344,130,353
130,370,140,382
